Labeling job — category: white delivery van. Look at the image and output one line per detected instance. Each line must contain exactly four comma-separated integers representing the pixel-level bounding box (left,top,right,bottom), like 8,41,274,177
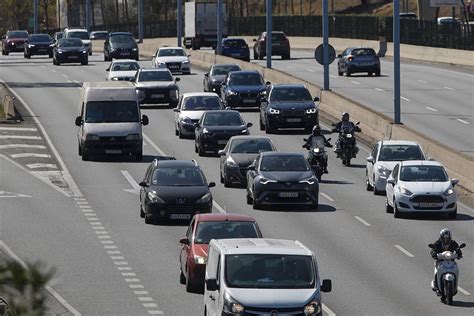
75,81,149,161
204,238,332,316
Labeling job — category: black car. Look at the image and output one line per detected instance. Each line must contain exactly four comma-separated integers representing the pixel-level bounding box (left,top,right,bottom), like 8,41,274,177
133,68,180,106
203,63,241,95
53,38,88,66
104,32,138,61
90,31,108,40
260,84,319,134
219,136,276,187
139,159,215,224
194,110,252,156
337,47,380,77
219,38,250,62
24,34,53,58
2,30,28,55
221,70,268,109
246,152,319,209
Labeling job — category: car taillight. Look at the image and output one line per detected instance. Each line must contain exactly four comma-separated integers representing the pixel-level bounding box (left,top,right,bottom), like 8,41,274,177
347,56,354,61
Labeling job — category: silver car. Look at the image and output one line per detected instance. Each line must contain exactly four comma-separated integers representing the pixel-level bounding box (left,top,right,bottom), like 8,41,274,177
106,59,140,81
385,160,458,219
133,68,180,107
337,47,380,77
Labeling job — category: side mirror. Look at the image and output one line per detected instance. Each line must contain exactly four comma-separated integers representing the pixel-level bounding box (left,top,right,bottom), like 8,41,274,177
173,108,179,112
175,77,181,82
321,279,332,292
75,116,83,126
253,38,257,42
451,179,459,186
303,138,308,142
428,243,435,249
387,178,395,185
248,165,255,171
106,68,110,72
193,122,200,128
337,54,342,58
139,181,148,187
142,115,149,126
208,182,216,188
265,81,271,85
179,237,190,245
218,150,225,156
356,121,360,125
366,157,374,164
204,72,209,77
327,138,331,142
206,278,218,291
313,96,320,102
459,243,466,248
246,122,253,128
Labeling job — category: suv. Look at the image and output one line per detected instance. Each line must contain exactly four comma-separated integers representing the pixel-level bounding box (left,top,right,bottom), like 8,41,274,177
24,34,53,58
253,31,290,60
103,32,139,61
221,70,267,109
2,30,29,55
133,68,180,107
139,159,215,224
337,47,380,77
64,28,92,55
204,238,332,315
152,47,191,74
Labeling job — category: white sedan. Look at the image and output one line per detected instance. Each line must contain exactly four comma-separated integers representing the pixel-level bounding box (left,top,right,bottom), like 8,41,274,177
385,160,458,219
151,47,191,74
106,59,140,81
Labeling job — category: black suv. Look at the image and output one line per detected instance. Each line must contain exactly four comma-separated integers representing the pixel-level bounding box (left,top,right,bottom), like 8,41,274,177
260,84,319,134
24,34,53,58
221,71,268,109
139,159,215,224
104,32,138,61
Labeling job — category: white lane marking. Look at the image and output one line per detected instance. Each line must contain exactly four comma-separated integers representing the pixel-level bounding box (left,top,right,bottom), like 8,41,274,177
122,272,136,277
111,256,125,260
457,118,469,124
321,192,335,202
0,190,31,198
74,197,86,200
134,290,149,295
394,245,415,258
458,286,471,296
92,226,105,230
51,69,57,73
213,201,226,214
84,213,97,217
354,216,371,227
308,69,316,72
0,126,37,131
107,250,121,254
401,96,410,101
287,65,294,69
104,245,118,250
76,201,88,204
351,80,360,85
0,241,81,315
114,261,129,265
322,303,336,316
121,170,140,189
79,205,91,208
10,153,51,158
425,106,438,112
0,135,41,139
62,74,68,78
95,231,109,235
90,222,103,225
118,267,132,271
143,303,158,308
125,278,140,283
138,297,154,302
40,66,45,69
417,79,427,83
67,80,73,83
77,87,81,90
148,311,164,315
443,86,454,91
375,88,384,92
130,284,145,289
0,144,46,149
73,80,80,84
26,163,58,169
97,235,111,239
329,74,337,78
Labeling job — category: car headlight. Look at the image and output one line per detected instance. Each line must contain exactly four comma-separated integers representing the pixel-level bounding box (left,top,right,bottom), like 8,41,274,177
268,108,280,115
49,44,54,47
197,192,211,203
226,156,238,167
444,188,454,196
259,177,277,185
182,60,189,64
58,50,64,54
313,148,320,153
241,129,248,134
306,108,317,114
126,133,141,140
194,255,207,265
304,301,321,316
202,128,209,134
376,165,391,176
28,44,35,48
346,133,353,138
111,77,119,81
399,186,413,197
171,88,179,100
132,48,138,51
299,178,316,185
228,91,238,96
85,134,99,141
81,50,87,54
223,292,244,315
147,191,165,203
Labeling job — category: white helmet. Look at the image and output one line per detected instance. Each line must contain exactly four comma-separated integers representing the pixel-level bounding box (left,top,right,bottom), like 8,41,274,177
440,228,451,244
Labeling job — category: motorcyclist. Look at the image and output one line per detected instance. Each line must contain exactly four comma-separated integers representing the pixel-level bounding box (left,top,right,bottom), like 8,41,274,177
303,125,331,174
332,112,361,158
430,228,463,291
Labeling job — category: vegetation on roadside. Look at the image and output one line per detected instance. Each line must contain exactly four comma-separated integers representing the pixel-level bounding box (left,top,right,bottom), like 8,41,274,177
0,104,5,119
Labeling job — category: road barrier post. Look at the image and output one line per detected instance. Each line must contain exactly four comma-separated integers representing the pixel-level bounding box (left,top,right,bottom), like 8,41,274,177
217,0,223,55
177,0,183,47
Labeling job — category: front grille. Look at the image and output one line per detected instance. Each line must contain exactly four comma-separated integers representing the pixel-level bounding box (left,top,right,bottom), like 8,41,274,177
210,132,239,141
244,306,304,316
281,109,305,117
99,136,126,142
239,92,258,98
166,62,181,70
411,195,445,203
159,204,197,213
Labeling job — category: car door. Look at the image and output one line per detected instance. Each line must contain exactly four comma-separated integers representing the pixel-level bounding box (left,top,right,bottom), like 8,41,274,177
220,140,230,176
140,164,153,209
367,143,379,185
386,163,399,203
260,86,272,125
181,218,195,276
247,155,260,193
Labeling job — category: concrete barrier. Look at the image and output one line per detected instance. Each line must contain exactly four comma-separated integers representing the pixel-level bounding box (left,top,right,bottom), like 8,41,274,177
0,83,17,121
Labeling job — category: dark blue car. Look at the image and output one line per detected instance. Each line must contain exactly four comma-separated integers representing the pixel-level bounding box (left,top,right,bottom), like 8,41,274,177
218,38,250,62
221,71,268,109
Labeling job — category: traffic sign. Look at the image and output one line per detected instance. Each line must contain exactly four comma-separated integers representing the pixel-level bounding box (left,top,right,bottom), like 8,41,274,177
315,44,336,65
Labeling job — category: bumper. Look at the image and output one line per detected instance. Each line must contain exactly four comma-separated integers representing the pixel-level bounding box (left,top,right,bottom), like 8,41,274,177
163,62,191,74
222,52,250,61
347,63,380,73
145,202,212,220
201,133,245,152
224,164,248,185
83,140,142,155
267,113,318,129
56,53,88,63
258,46,290,56
138,88,179,105
179,122,197,136
254,183,319,206
109,50,138,60
225,95,262,108
27,47,53,55
5,43,25,52
395,194,457,214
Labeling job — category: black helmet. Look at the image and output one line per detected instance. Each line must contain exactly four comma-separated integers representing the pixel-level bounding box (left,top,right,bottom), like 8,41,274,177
312,125,321,136
440,228,451,244
341,112,350,122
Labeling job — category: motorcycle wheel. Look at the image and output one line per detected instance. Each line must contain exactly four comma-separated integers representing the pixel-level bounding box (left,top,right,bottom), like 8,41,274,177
345,148,352,166
446,282,454,305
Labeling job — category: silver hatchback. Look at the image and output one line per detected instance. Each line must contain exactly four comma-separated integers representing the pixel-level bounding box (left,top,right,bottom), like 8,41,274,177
337,47,381,77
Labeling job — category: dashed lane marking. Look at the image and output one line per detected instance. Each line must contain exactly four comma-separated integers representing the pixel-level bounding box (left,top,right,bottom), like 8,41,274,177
375,88,384,92
138,297,153,302
0,127,37,131
425,107,438,112
62,74,68,78
134,291,149,295
443,86,454,91
354,216,371,227
308,69,316,72
458,287,471,296
51,69,57,73
10,153,51,158
322,304,336,316
26,163,58,169
0,144,46,149
143,303,158,308
148,311,164,315
351,80,360,85
401,96,410,101
321,192,335,202
213,201,226,214
417,79,427,83
394,245,415,258
457,118,469,124
329,74,337,78
0,135,41,140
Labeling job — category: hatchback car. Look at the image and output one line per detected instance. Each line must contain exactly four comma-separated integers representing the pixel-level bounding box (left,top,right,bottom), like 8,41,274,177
385,160,458,219
90,31,108,40
179,213,262,292
64,28,92,55
203,63,241,95
139,159,215,224
260,84,319,134
173,92,224,138
106,59,140,81
337,47,380,77
219,38,250,62
53,38,88,66
195,110,252,156
103,32,138,61
221,70,267,109
152,47,191,74
366,140,426,195
24,34,53,58
133,68,180,106
253,31,291,60
246,152,319,210
219,136,276,187
2,30,28,55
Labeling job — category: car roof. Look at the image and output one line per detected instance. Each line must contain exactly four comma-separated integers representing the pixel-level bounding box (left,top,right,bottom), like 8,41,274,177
400,160,442,167
181,92,220,98
203,110,240,115
159,46,184,50
194,213,256,222
153,159,198,168
379,140,421,146
91,31,108,33
229,70,261,75
260,151,303,157
109,32,133,36
271,84,306,89
223,38,245,41
229,135,272,141
111,59,138,63
347,47,375,50
212,238,312,256
65,28,88,32
139,68,170,72
212,63,240,67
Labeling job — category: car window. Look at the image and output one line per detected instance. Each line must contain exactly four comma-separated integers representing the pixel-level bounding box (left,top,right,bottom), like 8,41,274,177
229,73,263,86
203,112,243,126
58,38,83,47
392,164,400,180
230,139,274,154
378,145,424,161
351,48,376,56
138,71,173,82
144,164,154,183
152,167,205,186
223,39,246,47
371,144,379,161
7,31,28,38
400,165,448,182
182,96,221,111
112,62,140,71
29,35,50,42
158,48,185,57
110,34,134,43
269,87,312,102
194,221,259,244
260,155,310,172
85,101,139,123
211,65,241,76
67,31,89,40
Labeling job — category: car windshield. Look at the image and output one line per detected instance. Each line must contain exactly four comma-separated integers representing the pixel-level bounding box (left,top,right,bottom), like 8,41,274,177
270,87,312,102
112,62,140,71
7,31,28,38
211,65,241,76
230,139,273,154
225,254,315,289
194,222,259,244
138,71,173,82
152,167,205,186
260,155,310,171
158,48,186,57
203,112,243,126
182,96,221,110
67,31,89,40
379,145,424,161
229,73,263,86
400,165,448,182
351,48,376,56
223,39,246,47
58,38,83,47
29,35,50,42
85,101,139,123
110,34,135,43
265,32,286,41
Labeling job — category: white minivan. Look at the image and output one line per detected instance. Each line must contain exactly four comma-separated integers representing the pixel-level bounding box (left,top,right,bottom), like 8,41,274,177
204,238,332,316
75,81,149,161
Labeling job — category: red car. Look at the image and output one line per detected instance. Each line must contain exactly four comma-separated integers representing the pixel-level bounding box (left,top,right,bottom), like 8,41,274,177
179,213,263,292
2,30,29,55
253,31,291,60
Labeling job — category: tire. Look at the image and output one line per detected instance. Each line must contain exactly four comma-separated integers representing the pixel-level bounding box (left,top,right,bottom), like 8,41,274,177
175,124,179,136
246,189,253,205
178,126,184,139
346,68,351,77
254,51,259,60
224,176,231,188
282,53,290,60
81,60,88,66
81,149,89,161
194,142,198,153
220,170,224,184
259,118,265,131
5,50,9,55
145,214,153,224
78,144,82,156
385,198,394,213
265,122,275,134
375,69,381,77
394,203,403,218
345,148,351,166
446,282,453,305
368,72,373,76
89,51,92,56
179,268,186,285
338,70,343,76
185,275,196,293
49,53,53,58
135,151,143,161
448,208,457,219
140,205,145,218
366,174,373,191
252,189,260,210
373,186,381,195
198,143,205,157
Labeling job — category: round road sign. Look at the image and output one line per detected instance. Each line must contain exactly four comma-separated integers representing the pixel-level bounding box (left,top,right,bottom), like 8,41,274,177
314,44,336,65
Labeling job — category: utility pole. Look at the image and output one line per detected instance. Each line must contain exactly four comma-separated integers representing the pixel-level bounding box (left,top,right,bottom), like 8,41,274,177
85,0,91,32
138,0,144,42
34,0,39,33
393,0,401,124
322,0,329,90
266,0,272,69
177,0,183,47
217,0,223,55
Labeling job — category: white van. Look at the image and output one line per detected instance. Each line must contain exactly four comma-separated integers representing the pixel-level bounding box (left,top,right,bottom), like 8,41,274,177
75,82,149,161
204,238,332,316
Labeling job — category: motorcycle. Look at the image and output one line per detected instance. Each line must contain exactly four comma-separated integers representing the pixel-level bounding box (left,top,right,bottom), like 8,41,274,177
303,137,331,182
429,242,466,305
332,121,360,166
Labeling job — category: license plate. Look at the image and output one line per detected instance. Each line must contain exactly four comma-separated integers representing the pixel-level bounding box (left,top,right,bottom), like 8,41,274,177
279,192,298,198
170,214,191,220
243,99,256,103
151,94,164,99
38,49,47,52
105,149,121,154
286,118,302,123
169,66,179,69
218,140,228,145
418,202,442,207
68,56,78,59
120,53,129,56
272,43,281,46
231,53,241,57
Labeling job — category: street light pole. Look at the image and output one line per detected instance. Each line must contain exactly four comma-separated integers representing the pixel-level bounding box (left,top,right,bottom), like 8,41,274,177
177,0,183,47
393,0,401,124
34,0,39,33
266,0,272,69
85,0,91,32
322,0,330,90
217,0,223,55
138,0,144,42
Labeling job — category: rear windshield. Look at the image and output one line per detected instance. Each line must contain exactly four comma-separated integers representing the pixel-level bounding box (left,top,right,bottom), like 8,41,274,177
158,48,186,57
138,71,173,82
85,101,139,123
194,221,259,244
29,35,51,42
182,96,221,111
229,73,263,86
67,31,89,40
58,38,83,47
152,167,205,186
230,139,274,154
400,165,448,182
7,31,28,38
270,87,312,102
267,32,287,41
203,112,243,126
112,62,140,71
211,65,241,76
260,155,310,172
351,48,376,56
378,145,424,161
223,39,247,47
110,34,135,43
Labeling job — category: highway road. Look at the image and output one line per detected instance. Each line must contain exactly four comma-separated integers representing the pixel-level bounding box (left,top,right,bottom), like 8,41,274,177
250,50,474,156
0,53,473,315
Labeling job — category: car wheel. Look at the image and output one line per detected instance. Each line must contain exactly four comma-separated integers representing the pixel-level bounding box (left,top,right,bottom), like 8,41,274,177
254,50,259,60
135,151,143,161
49,53,53,58
220,170,224,184
145,213,154,224
198,144,205,157
375,69,381,77
81,149,89,161
178,126,184,139
282,53,290,60
89,51,92,56
448,208,457,219
259,117,265,131
265,122,275,134
385,198,393,213
373,186,381,195
175,124,179,136
140,204,145,218
5,50,9,55
81,60,88,66
78,143,82,156
224,175,232,188
365,174,373,191
179,268,186,285
394,203,403,218
246,188,253,205
194,141,198,153
368,72,373,76
338,68,343,76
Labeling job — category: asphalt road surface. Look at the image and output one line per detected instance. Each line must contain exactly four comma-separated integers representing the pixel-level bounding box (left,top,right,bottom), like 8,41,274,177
0,53,473,315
